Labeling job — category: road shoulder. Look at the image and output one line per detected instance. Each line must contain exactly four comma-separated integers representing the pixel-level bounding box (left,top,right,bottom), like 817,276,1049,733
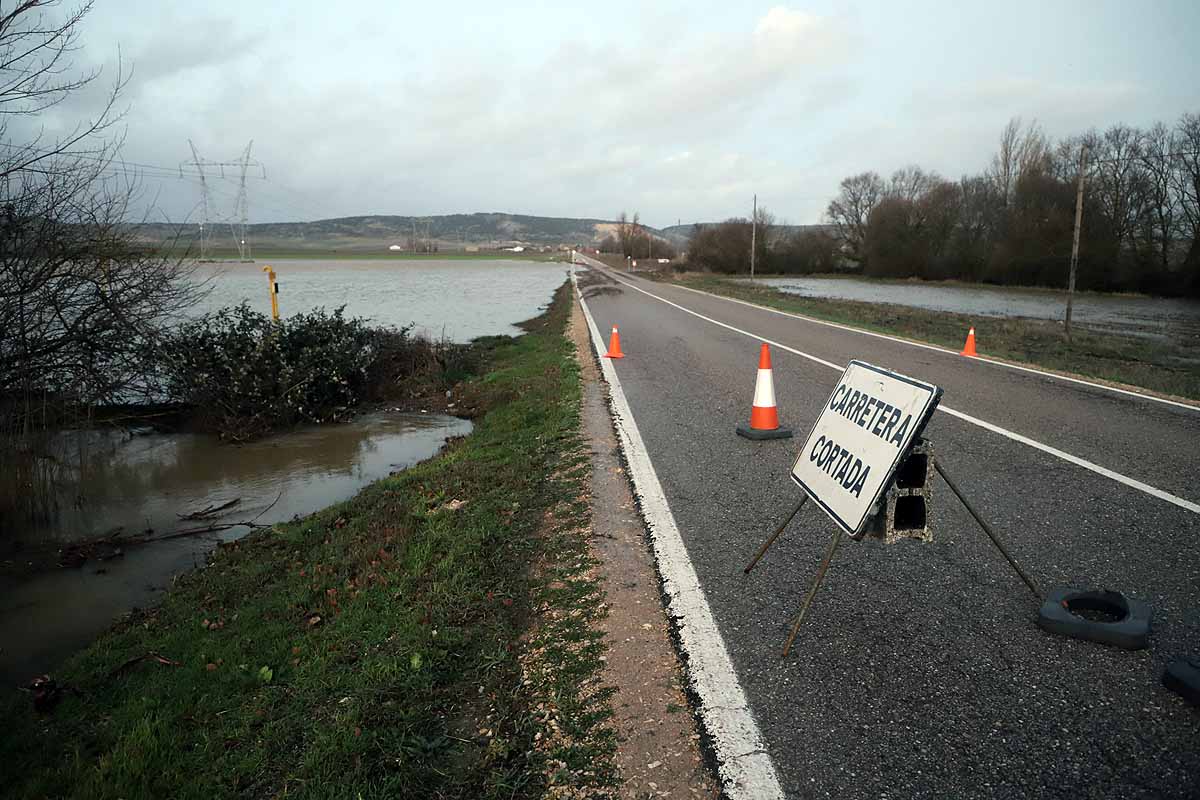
568,285,718,799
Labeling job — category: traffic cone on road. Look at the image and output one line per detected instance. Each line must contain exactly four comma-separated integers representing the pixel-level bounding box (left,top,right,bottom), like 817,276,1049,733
960,327,977,357
603,325,625,359
736,343,792,440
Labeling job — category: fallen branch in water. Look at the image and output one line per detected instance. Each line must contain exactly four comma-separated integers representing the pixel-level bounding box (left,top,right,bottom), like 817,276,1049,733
177,497,241,521
53,493,284,568
58,527,127,568
130,491,284,546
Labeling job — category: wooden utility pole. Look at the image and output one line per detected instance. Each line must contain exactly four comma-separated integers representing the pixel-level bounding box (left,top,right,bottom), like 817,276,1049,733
1066,144,1088,340
750,194,757,279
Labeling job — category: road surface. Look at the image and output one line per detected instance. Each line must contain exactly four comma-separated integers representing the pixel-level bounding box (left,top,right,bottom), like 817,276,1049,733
574,258,1200,799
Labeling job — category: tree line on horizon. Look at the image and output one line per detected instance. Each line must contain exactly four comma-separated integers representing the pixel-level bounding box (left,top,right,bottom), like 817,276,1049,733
684,114,1200,297
597,211,679,260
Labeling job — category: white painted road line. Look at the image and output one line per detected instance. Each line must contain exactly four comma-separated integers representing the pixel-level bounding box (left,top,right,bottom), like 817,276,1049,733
668,273,1200,414
588,263,1200,516
574,273,785,800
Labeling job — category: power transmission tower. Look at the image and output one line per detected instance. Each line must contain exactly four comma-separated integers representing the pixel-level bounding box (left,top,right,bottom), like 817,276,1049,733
232,140,255,261
184,140,211,261
180,140,265,261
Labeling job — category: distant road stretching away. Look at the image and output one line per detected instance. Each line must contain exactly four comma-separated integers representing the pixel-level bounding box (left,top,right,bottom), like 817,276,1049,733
574,254,1200,799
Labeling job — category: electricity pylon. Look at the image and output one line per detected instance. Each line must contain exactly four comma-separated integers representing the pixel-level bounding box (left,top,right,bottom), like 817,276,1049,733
180,140,265,261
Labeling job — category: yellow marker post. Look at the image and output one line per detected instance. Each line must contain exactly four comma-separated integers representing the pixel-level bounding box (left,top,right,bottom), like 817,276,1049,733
262,265,280,321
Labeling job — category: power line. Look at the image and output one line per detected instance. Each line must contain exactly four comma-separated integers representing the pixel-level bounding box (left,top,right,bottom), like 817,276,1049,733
181,140,263,260
1084,149,1200,167
0,140,242,180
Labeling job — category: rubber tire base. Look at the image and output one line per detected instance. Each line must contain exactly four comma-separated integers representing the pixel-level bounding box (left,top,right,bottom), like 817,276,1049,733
736,423,793,440
1037,587,1151,650
1163,658,1200,707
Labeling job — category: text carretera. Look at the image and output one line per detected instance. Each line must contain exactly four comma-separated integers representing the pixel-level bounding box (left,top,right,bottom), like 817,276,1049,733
809,435,870,497
827,384,912,447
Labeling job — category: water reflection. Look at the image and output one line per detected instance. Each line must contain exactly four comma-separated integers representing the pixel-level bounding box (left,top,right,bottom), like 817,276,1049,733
195,258,569,341
755,276,1200,346
0,412,471,683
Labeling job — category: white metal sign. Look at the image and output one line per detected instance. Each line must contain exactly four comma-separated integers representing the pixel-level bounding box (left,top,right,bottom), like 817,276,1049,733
791,361,942,537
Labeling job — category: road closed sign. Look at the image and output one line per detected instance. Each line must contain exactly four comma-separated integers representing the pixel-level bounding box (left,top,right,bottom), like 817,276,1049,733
791,361,942,537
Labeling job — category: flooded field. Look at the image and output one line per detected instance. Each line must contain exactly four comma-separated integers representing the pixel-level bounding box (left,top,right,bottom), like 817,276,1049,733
195,258,570,341
754,276,1200,346
0,412,471,683
0,258,567,681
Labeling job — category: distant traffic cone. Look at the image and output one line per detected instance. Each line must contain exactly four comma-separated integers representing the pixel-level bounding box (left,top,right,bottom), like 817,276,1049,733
603,325,625,358
736,343,792,440
960,327,977,357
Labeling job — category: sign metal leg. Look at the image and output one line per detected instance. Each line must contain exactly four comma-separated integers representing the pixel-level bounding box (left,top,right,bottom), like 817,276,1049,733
934,461,1043,601
782,528,843,657
743,495,808,574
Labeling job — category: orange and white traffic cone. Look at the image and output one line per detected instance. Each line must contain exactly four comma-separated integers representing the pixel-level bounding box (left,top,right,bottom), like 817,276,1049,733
736,343,792,440
602,325,625,358
960,327,977,357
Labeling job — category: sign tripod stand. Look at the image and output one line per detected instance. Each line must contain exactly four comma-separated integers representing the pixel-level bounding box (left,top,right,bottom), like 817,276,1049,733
742,361,1042,657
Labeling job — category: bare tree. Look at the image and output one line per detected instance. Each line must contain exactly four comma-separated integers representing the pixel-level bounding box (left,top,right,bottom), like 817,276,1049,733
825,171,885,266
1,1,204,426
886,165,939,204
1174,113,1200,288
1092,123,1149,258
1137,122,1182,272
990,117,1049,206
615,210,633,256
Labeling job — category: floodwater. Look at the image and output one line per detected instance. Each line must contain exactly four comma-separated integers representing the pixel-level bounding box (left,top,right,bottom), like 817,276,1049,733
0,412,471,684
195,258,570,341
0,257,562,684
754,276,1200,346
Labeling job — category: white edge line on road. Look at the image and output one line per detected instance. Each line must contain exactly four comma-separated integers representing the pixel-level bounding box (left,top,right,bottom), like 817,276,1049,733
582,259,1200,516
665,273,1200,414
573,272,786,800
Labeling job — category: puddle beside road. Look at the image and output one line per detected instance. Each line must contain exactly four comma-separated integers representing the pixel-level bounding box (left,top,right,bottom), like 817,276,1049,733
0,412,471,684
754,276,1200,346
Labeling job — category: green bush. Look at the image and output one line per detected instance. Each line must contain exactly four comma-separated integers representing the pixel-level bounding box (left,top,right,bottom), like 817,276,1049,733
158,305,379,440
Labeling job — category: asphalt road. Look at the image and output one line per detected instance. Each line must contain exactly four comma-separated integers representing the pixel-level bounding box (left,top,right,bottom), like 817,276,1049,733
576,262,1200,799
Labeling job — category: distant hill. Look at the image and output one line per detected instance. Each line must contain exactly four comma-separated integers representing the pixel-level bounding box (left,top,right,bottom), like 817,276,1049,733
134,213,684,254
132,213,830,254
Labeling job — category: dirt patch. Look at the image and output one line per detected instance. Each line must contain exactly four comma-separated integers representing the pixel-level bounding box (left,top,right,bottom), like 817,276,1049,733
568,285,718,799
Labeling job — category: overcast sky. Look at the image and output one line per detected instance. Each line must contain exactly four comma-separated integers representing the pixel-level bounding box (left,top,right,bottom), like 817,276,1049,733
42,0,1200,227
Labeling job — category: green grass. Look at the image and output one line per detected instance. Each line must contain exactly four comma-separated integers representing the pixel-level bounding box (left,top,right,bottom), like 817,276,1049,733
660,272,1200,401
0,281,616,799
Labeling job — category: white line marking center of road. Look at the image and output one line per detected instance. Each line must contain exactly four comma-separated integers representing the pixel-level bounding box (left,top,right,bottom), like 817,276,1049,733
585,260,1199,516
670,276,1199,413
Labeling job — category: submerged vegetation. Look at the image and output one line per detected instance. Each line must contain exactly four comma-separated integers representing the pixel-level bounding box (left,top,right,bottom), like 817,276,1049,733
158,304,476,442
661,272,1200,401
0,282,619,798
0,304,479,529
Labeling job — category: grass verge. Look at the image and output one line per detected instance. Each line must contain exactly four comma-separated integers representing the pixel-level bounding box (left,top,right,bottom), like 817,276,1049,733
655,272,1200,401
0,281,617,799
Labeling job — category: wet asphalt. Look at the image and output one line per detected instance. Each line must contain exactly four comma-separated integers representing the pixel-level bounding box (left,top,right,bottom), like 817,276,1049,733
578,265,1200,799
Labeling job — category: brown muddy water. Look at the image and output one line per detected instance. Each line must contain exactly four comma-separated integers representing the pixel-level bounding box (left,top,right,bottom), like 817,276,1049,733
0,412,470,685
195,258,571,341
0,258,564,684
